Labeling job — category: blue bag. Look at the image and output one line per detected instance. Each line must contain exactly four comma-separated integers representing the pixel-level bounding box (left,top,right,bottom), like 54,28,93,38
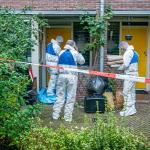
38,88,56,104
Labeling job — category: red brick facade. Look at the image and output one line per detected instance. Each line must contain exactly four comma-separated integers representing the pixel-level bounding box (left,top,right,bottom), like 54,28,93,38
0,0,150,11
106,0,150,10
0,0,99,10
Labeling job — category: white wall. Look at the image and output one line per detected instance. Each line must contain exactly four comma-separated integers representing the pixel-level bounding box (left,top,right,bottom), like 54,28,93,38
41,28,46,88
31,20,39,91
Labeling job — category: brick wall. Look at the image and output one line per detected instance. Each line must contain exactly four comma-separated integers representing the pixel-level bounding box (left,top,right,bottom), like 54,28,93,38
106,0,150,10
0,0,149,11
77,73,90,100
0,0,99,11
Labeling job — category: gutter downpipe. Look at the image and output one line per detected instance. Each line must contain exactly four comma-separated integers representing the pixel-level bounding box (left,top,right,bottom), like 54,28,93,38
99,0,105,71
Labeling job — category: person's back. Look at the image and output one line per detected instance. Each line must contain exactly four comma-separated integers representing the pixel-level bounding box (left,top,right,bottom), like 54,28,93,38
58,40,85,74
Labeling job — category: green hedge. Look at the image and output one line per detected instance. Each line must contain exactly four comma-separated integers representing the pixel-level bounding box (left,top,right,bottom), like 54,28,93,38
0,7,46,148
21,115,149,150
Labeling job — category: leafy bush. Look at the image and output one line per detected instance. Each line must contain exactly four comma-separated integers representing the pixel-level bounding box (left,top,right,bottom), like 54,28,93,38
0,7,46,148
80,6,113,66
21,114,149,150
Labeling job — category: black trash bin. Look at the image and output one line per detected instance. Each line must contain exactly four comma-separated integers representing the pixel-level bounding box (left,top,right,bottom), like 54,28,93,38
84,76,108,113
84,95,106,113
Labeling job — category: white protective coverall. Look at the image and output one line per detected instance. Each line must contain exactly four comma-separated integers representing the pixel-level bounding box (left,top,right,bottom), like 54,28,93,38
46,39,61,96
52,44,85,122
119,45,139,116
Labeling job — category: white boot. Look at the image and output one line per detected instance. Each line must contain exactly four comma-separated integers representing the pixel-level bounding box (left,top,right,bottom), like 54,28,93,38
120,105,136,117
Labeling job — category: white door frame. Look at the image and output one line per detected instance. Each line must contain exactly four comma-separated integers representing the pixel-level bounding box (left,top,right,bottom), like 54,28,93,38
41,28,47,88
146,21,150,91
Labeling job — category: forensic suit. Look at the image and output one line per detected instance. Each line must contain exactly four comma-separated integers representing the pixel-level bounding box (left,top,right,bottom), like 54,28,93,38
46,39,61,97
52,44,85,122
119,45,139,116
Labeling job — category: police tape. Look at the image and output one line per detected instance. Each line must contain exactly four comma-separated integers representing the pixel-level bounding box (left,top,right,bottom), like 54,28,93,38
0,57,150,84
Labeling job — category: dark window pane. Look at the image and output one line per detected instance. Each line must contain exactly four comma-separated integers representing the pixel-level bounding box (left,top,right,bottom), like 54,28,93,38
122,22,148,26
73,22,90,66
107,22,120,55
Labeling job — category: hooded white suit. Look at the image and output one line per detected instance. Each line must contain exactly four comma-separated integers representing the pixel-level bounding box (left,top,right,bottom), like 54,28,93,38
46,39,61,96
120,45,139,116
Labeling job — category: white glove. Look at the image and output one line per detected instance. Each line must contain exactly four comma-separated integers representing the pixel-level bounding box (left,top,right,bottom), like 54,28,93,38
117,65,125,71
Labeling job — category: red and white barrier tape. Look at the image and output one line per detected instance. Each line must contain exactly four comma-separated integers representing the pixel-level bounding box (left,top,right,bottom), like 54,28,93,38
0,58,150,84
28,67,34,82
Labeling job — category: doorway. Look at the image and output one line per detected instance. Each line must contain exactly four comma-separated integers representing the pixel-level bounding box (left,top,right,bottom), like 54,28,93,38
46,27,72,86
122,26,148,89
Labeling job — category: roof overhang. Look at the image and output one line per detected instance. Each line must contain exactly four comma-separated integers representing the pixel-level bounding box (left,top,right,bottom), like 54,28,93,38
15,10,96,16
113,10,150,16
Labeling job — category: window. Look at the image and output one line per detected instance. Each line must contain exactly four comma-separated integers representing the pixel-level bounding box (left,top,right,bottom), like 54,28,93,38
122,22,148,26
73,22,90,66
107,22,120,55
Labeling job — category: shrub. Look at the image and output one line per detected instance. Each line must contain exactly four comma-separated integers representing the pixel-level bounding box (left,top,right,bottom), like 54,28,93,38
21,114,150,150
0,7,46,148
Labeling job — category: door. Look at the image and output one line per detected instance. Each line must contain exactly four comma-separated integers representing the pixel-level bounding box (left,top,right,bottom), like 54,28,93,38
46,27,72,86
122,26,148,89
46,27,72,49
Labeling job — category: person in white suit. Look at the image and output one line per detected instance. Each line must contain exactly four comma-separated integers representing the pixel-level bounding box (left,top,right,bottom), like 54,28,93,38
52,40,85,122
118,41,139,116
46,35,63,100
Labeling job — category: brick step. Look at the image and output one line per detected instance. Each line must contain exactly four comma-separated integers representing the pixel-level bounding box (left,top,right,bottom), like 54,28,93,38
136,100,150,104
136,94,148,100
136,93,150,103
